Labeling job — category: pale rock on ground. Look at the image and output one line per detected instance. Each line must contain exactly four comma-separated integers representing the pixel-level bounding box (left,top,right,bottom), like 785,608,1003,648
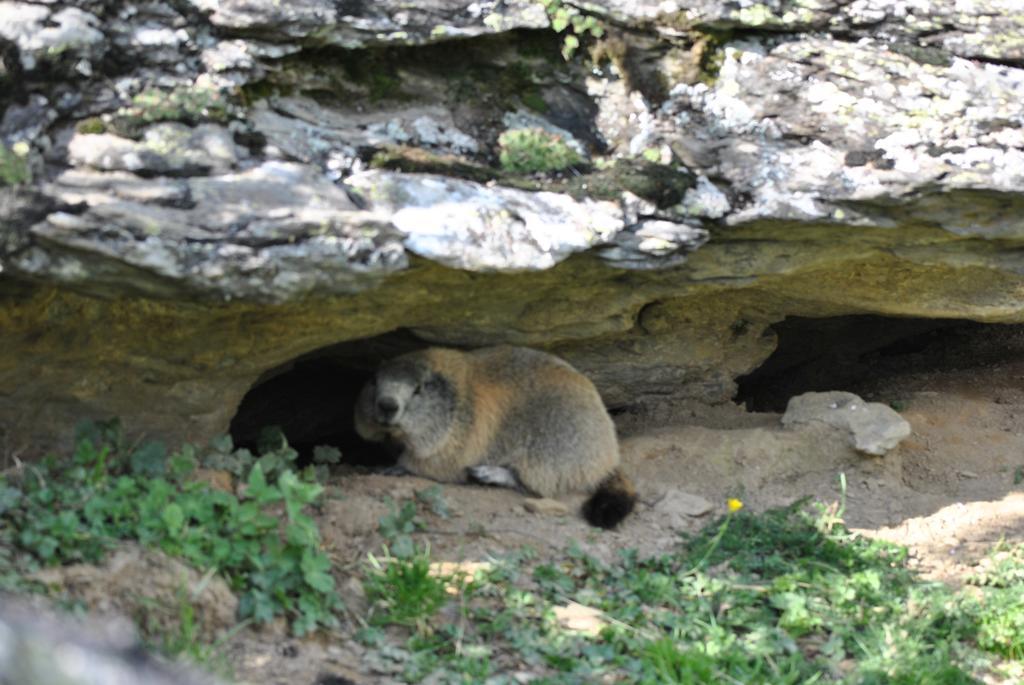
781,390,912,456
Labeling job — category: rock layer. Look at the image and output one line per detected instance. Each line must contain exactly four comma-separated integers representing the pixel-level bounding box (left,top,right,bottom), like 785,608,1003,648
1,0,1023,455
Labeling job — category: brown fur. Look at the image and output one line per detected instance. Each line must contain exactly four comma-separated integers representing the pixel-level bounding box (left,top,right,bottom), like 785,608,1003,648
355,346,637,528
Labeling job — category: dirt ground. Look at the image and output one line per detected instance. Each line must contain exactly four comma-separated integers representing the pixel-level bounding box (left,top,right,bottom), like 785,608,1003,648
212,343,1024,684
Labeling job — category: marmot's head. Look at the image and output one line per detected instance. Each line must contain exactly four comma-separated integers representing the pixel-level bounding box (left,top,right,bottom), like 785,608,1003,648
354,352,458,457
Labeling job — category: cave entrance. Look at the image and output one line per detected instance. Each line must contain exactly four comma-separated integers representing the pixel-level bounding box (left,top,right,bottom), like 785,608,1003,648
735,315,1024,413
229,330,427,467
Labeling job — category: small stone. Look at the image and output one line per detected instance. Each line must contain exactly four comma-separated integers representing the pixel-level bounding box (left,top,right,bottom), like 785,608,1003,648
654,489,713,528
782,391,912,456
552,601,606,636
523,498,570,516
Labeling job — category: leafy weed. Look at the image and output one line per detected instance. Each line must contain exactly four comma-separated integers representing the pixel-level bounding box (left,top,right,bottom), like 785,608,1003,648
0,420,342,638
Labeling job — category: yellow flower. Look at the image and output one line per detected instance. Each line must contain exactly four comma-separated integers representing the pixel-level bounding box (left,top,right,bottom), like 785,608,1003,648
727,498,744,513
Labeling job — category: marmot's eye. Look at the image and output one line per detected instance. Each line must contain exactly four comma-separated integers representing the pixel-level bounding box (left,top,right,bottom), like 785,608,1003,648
412,384,422,396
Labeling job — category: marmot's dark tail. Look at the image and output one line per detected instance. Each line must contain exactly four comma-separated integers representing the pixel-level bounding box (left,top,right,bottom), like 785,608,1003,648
582,468,636,529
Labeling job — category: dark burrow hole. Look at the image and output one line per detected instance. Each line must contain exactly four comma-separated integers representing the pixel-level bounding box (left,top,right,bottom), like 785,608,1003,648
735,315,1024,413
229,330,431,468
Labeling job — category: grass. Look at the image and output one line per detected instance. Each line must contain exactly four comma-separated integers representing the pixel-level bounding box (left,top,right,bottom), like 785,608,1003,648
363,547,450,628
357,494,1024,684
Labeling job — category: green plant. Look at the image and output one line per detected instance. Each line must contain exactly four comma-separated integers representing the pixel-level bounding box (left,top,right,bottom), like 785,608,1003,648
966,586,1024,659
129,87,229,124
0,141,32,186
963,542,1024,659
0,421,342,636
75,117,106,134
375,486,452,559
498,128,582,175
969,541,1024,588
539,0,605,60
379,498,424,559
107,86,231,137
363,548,450,628
361,487,465,651
351,497,1017,684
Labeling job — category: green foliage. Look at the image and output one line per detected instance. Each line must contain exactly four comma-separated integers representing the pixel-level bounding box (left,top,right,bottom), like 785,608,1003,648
963,543,1024,659
965,585,1024,660
75,117,106,134
641,147,662,163
498,128,582,175
375,485,452,560
0,421,342,636
353,499,1022,683
378,498,424,559
521,90,548,113
130,87,229,124
539,0,605,60
363,549,450,628
0,141,32,186
107,86,231,137
308,444,343,483
969,541,1024,588
361,487,458,634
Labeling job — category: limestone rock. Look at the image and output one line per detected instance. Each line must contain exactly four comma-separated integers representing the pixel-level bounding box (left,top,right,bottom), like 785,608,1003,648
653,489,714,528
598,219,709,269
68,124,243,175
653,37,1024,231
250,96,480,168
1,0,1024,457
0,3,104,71
186,0,549,46
7,161,406,300
782,391,912,456
348,170,623,271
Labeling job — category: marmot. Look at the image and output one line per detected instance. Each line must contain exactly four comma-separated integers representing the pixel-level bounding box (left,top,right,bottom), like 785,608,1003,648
354,346,636,529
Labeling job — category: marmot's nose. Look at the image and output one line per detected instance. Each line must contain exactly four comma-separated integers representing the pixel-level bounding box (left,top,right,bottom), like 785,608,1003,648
377,396,400,422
